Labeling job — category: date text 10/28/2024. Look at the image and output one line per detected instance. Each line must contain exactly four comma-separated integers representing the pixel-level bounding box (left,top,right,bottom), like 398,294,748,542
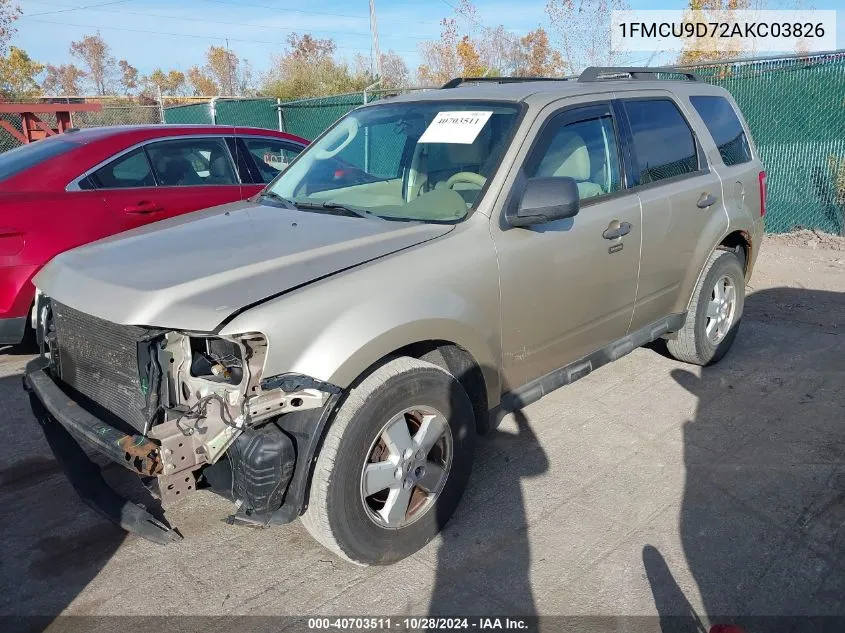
307,618,530,630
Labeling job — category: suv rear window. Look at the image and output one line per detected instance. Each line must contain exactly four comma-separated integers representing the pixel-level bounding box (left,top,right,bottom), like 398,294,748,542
689,95,752,166
0,138,78,183
623,99,699,185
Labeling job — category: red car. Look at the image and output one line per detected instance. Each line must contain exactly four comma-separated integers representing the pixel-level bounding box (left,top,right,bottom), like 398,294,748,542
0,125,308,345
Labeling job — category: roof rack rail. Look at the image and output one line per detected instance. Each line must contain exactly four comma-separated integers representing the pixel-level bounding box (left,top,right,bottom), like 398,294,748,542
578,67,699,82
441,76,571,89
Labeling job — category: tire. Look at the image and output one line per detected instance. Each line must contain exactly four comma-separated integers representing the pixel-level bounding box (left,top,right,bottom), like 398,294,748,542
667,249,745,366
301,356,476,565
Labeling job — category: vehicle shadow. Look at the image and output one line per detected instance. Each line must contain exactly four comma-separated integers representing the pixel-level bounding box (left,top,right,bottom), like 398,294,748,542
427,371,549,620
0,368,129,631
644,287,845,632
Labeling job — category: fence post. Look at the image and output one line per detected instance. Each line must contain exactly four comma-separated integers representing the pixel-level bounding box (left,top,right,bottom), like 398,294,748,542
157,85,165,124
210,97,217,125
277,98,284,132
362,80,381,172
362,79,382,105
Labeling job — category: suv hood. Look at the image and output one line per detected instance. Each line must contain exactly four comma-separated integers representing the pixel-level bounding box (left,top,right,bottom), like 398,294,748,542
35,200,453,332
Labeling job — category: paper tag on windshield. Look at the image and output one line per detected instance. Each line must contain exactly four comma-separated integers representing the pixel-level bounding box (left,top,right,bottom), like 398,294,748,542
419,111,493,144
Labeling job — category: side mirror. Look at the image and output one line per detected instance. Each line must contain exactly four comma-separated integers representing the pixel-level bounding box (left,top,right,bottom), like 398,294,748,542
506,176,580,228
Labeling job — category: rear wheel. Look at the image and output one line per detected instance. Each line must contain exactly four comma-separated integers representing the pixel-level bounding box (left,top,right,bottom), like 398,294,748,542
667,249,745,365
301,357,476,565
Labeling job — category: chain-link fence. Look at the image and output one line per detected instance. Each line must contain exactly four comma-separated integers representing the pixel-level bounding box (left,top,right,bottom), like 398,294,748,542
162,101,213,125
0,97,164,154
273,69,845,235
159,91,427,139
683,50,845,234
2,55,843,234
277,89,430,140
162,97,282,128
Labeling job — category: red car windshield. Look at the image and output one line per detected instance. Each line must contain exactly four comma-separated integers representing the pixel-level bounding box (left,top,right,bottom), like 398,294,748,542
0,138,78,183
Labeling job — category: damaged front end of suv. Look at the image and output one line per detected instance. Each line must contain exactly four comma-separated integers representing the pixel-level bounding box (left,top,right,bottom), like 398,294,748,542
24,294,341,543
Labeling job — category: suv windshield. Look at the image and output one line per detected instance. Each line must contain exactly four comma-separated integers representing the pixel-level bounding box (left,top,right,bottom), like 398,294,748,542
268,101,521,222
0,138,78,183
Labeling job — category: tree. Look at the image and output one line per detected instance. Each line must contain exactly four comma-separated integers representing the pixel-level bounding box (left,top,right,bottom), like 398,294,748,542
148,68,167,92
146,68,188,96
379,50,409,88
354,50,410,89
69,32,117,95
187,65,218,96
417,18,461,85
0,0,20,57
238,59,255,96
118,59,138,95
262,33,366,100
545,0,629,73
418,16,518,84
417,2,562,82
205,45,239,96
41,63,86,96
476,24,519,76
456,35,484,77
514,27,566,77
0,46,43,98
166,70,187,95
677,0,750,65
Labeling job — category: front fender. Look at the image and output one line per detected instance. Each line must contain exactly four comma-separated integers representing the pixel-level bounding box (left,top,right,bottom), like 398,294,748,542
314,314,499,406
220,221,502,408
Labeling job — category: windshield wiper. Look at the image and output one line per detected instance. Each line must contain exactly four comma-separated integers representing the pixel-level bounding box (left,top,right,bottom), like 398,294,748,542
293,201,378,220
257,190,297,209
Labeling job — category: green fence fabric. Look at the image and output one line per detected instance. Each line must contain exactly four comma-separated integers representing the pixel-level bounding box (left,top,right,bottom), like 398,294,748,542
3,53,845,234
214,98,279,129
162,98,279,129
273,64,845,234
689,52,845,234
278,93,367,141
162,101,213,125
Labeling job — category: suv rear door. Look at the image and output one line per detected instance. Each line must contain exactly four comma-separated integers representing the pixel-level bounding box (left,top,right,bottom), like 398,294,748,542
493,99,642,388
615,92,728,332
687,93,763,237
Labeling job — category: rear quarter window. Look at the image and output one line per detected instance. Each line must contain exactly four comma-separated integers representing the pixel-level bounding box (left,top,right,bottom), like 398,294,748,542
0,139,78,183
689,95,753,166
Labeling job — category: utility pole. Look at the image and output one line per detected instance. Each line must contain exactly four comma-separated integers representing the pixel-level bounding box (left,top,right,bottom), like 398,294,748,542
225,38,235,96
369,0,382,80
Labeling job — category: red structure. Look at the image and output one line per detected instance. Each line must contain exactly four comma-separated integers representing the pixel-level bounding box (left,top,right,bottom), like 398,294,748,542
0,102,103,144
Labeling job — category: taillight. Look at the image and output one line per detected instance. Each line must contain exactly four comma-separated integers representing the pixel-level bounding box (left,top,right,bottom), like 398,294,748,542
758,170,767,217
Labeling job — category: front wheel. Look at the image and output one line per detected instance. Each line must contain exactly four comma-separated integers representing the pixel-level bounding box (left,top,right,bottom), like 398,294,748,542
301,356,476,565
667,249,745,366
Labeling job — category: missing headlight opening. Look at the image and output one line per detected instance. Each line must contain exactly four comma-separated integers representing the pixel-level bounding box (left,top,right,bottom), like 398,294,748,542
134,330,333,505
188,336,243,384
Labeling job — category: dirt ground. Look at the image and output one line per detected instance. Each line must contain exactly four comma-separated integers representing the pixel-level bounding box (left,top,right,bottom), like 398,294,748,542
1,234,843,631
767,229,845,252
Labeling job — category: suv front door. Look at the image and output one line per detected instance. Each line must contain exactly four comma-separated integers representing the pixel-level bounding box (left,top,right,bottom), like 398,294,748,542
493,101,642,389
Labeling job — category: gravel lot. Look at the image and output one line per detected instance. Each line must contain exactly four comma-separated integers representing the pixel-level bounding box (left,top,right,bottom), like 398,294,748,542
1,235,844,629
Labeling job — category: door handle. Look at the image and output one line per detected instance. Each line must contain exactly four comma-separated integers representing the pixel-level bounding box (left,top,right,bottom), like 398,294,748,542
602,220,632,240
124,201,164,214
697,192,718,209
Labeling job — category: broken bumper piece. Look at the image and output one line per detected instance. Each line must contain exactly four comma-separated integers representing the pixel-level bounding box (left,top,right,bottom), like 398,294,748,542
24,358,182,545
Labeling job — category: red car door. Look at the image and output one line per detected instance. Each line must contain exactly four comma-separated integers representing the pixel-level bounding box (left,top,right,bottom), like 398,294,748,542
91,136,245,231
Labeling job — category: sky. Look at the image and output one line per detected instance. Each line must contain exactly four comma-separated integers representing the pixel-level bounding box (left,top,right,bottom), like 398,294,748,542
11,0,845,82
